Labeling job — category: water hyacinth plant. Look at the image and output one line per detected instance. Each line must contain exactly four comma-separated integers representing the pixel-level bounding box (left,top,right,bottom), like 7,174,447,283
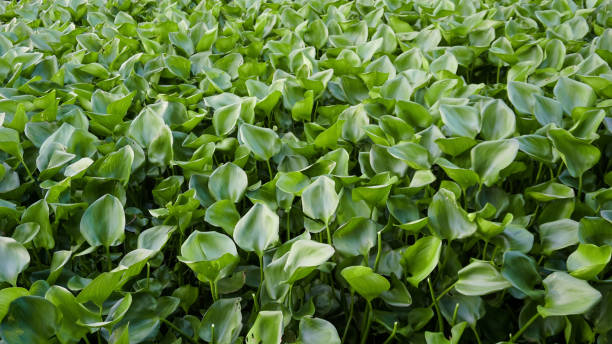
0,0,612,343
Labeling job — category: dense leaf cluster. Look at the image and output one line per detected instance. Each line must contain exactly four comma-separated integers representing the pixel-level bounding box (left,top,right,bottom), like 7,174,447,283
0,0,612,343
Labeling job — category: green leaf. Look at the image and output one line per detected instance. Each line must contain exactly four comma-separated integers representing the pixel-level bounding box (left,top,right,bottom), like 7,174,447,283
440,294,485,327
94,145,134,185
428,188,477,240
276,171,310,195
525,181,575,202
553,77,597,114
80,194,125,248
178,231,239,283
45,286,99,341
47,250,71,285
172,285,199,313
516,135,554,163
0,237,30,286
435,158,479,190
200,297,242,344
380,275,413,307
0,296,59,344
209,163,248,202
341,266,390,302
548,128,600,178
213,102,241,136
246,311,283,344
76,271,123,307
238,123,281,161
297,317,341,344
456,260,511,296
539,219,579,255
301,176,339,225
507,81,542,114
283,240,335,284
567,244,612,280
137,225,176,251
0,127,23,160
481,99,515,140
234,203,279,257
0,288,28,322
21,199,53,249
501,251,543,299
471,139,519,186
402,236,442,287
534,94,563,126
292,90,314,122
332,217,378,257
205,200,241,235
537,272,601,317
579,217,612,246
439,104,480,138
387,142,431,170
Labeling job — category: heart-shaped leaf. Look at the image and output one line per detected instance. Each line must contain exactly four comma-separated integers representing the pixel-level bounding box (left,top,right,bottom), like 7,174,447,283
456,261,511,296
402,236,442,287
537,272,601,317
341,266,390,302
234,203,279,257
0,237,30,286
179,231,239,283
80,194,125,248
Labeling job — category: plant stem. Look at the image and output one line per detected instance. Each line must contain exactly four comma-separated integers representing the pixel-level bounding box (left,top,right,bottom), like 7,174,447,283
482,241,488,260
427,281,457,308
496,62,501,84
509,313,540,343
535,162,543,183
373,231,382,272
146,262,150,290
428,278,445,333
20,158,34,181
287,285,294,315
451,303,459,326
556,163,564,177
359,300,373,344
341,291,355,344
257,256,263,285
286,210,291,241
209,281,218,301
382,322,398,344
325,222,332,245
105,246,112,271
577,175,583,199
252,293,259,313
257,255,264,301
161,318,199,344
472,326,483,344
266,160,273,181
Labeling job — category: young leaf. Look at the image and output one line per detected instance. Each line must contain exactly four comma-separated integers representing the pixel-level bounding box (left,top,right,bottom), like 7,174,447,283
341,266,390,302
233,203,279,257
428,188,477,240
402,236,442,287
301,176,339,225
455,261,511,296
537,272,601,317
246,311,283,344
80,194,125,248
0,237,30,286
471,139,519,186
